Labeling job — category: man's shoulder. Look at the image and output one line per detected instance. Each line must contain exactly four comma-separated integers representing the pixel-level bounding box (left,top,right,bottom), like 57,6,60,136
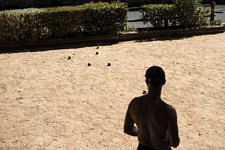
128,95,146,113
129,95,146,108
159,99,177,114
130,95,146,104
160,99,175,109
164,103,177,117
166,103,176,111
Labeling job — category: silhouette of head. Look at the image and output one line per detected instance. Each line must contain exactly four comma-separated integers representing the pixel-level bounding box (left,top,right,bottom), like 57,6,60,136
145,66,166,88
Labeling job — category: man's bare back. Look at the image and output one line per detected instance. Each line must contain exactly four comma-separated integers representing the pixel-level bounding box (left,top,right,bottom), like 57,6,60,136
124,66,180,150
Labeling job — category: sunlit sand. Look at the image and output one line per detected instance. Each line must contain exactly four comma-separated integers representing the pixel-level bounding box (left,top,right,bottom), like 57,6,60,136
0,32,225,149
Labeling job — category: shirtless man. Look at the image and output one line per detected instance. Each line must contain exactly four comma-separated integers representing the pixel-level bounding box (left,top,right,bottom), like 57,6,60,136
124,66,180,150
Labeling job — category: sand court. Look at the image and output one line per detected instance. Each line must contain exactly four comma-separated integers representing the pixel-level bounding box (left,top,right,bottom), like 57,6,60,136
0,33,225,149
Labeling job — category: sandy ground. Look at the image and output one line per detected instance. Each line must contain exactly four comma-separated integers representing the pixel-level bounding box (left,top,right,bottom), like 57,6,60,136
0,32,225,150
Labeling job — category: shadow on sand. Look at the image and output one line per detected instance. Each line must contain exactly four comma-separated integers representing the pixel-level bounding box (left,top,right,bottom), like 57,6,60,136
0,41,119,54
1,25,224,54
0,36,188,54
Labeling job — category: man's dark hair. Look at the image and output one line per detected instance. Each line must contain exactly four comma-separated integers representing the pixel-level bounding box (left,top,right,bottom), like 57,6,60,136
145,66,166,88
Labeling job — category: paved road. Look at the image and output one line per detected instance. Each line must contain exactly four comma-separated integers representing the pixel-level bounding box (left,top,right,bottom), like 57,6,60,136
127,5,225,28
215,5,225,22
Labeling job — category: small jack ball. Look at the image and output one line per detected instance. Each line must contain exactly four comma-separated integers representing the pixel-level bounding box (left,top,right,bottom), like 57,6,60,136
88,63,91,66
95,52,99,55
107,63,111,66
67,56,71,60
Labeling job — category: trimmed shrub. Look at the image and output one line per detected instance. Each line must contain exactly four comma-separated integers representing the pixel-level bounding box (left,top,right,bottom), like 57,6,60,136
141,4,177,28
0,2,127,42
0,8,46,41
141,0,209,28
0,7,85,41
174,0,207,28
210,19,222,26
81,2,127,35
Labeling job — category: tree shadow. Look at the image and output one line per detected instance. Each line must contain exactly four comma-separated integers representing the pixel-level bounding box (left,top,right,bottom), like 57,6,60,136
133,26,225,42
0,41,118,54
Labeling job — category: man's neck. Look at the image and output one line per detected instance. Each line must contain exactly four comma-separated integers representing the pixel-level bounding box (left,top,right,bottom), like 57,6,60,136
148,86,162,98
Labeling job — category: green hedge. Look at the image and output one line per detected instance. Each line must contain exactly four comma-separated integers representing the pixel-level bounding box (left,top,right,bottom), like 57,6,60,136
0,2,127,42
80,2,127,35
141,0,208,28
141,4,177,28
174,0,207,28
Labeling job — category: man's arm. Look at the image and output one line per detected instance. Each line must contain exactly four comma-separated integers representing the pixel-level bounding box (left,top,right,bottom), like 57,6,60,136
124,103,138,136
168,106,180,147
